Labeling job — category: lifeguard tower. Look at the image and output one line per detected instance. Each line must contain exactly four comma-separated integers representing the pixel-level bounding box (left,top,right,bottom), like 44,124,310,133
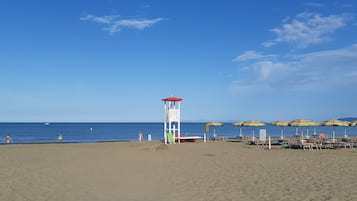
162,96,183,144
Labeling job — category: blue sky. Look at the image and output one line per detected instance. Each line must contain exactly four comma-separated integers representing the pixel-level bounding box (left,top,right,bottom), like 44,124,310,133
0,0,356,122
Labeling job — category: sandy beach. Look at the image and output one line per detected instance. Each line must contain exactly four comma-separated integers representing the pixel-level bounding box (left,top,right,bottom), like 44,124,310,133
0,141,356,201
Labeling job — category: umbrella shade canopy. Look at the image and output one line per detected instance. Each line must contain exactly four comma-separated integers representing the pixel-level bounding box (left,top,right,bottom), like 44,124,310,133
242,120,265,127
205,122,224,133
271,120,289,126
289,119,319,140
322,119,350,141
232,122,244,126
272,120,289,139
242,120,265,140
350,120,357,126
322,119,349,127
232,121,244,137
289,119,319,127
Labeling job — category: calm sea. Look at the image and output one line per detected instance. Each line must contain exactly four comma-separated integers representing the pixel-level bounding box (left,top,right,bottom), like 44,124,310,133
1,122,356,144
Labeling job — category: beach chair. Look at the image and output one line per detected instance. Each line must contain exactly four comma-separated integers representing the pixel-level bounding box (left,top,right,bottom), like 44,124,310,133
302,142,317,150
302,143,312,150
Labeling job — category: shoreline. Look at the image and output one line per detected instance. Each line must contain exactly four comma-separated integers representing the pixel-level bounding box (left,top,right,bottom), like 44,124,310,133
0,139,131,145
2,122,357,144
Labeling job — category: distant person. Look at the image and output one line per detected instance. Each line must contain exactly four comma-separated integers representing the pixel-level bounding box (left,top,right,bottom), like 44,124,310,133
6,134,12,144
139,132,143,142
57,133,63,141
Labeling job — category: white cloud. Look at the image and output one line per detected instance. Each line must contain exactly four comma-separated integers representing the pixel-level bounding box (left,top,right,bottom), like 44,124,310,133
261,41,275,47
231,44,357,92
233,50,276,61
254,61,289,81
303,2,325,8
116,18,164,30
344,71,357,77
80,14,120,24
264,12,353,48
81,14,165,34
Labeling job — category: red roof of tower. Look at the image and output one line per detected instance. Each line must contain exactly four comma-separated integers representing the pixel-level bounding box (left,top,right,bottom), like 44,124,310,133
161,97,183,101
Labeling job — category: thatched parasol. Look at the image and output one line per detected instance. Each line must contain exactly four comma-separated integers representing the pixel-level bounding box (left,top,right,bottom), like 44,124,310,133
322,119,350,140
272,120,289,126
272,120,289,139
350,120,357,127
289,119,319,127
289,119,319,140
232,121,244,126
243,120,265,127
232,121,244,137
205,122,224,138
242,120,265,140
322,119,349,127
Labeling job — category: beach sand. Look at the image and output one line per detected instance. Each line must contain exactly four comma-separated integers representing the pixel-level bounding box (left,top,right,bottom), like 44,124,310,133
1,141,356,201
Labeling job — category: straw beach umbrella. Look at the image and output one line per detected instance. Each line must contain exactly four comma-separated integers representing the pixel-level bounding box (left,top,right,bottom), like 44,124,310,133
205,122,224,139
289,119,319,127
242,120,265,141
350,120,357,127
322,120,349,141
350,121,357,138
272,120,289,139
232,121,244,137
289,119,319,140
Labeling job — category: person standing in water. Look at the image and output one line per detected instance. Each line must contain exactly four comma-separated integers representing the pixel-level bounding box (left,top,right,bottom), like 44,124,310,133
58,133,63,141
6,134,12,144
138,131,143,142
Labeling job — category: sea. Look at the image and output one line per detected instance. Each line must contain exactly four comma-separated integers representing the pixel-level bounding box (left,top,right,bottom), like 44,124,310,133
1,122,357,144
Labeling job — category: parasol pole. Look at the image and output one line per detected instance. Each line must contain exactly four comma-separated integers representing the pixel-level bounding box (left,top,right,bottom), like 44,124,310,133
280,127,284,139
306,127,309,139
300,129,304,142
332,126,336,142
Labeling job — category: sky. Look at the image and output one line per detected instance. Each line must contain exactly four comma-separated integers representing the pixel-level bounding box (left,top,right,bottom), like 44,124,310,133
0,0,357,122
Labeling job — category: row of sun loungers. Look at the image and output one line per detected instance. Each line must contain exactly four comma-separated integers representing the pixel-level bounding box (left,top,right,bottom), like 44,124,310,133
229,136,357,150
282,138,357,150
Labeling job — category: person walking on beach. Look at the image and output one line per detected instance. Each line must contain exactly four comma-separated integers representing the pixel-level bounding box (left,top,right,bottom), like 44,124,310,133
6,134,12,144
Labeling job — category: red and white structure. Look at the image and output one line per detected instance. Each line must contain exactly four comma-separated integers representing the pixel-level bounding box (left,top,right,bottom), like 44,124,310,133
162,96,183,144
